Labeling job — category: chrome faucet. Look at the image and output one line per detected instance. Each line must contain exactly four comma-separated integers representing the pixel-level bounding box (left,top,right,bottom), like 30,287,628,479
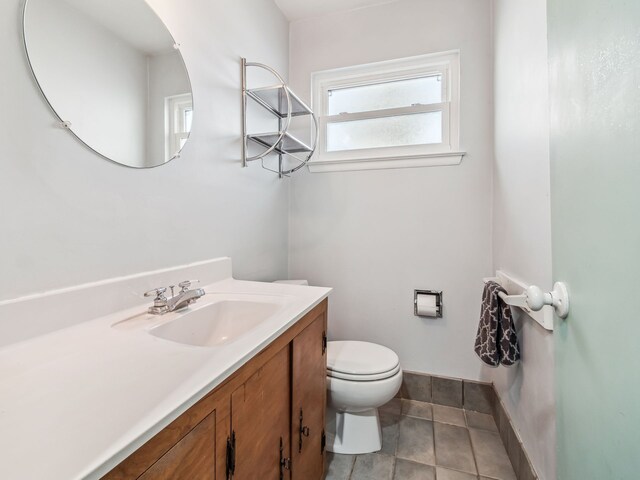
144,280,205,315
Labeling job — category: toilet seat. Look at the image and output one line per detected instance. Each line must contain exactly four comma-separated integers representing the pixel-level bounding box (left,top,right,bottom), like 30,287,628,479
327,363,401,381
327,341,400,382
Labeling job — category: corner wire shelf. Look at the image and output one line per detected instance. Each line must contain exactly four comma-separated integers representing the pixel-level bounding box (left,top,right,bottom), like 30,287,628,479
241,58,319,178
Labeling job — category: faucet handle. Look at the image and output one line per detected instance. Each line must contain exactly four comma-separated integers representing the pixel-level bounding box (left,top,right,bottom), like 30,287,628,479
178,280,200,292
144,287,169,314
144,287,167,299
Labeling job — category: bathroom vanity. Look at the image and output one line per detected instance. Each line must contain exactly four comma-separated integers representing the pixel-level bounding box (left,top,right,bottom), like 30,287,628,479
0,258,331,480
103,299,328,480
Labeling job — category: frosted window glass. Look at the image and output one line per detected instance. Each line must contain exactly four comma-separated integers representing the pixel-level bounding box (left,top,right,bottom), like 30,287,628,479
328,76,442,115
327,112,443,152
183,108,193,132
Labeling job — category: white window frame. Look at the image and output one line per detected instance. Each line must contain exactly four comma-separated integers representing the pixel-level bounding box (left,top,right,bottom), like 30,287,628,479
165,93,193,162
310,51,465,173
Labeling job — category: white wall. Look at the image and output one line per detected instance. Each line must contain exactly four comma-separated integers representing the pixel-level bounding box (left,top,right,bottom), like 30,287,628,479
0,0,289,301
489,0,555,479
3,0,554,475
288,0,494,380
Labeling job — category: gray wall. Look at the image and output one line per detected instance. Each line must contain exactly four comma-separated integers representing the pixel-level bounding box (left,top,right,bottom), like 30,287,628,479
0,0,290,301
288,0,494,380
488,1,555,479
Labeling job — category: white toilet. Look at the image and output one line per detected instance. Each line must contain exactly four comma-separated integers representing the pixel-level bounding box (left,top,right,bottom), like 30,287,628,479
326,340,403,454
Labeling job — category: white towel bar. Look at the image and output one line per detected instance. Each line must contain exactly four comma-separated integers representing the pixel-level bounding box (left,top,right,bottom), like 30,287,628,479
482,271,570,331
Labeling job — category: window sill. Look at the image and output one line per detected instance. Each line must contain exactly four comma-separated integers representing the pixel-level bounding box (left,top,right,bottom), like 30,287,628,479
307,151,466,173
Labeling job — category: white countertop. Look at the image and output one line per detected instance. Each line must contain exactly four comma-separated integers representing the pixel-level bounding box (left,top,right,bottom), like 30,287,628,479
0,278,331,480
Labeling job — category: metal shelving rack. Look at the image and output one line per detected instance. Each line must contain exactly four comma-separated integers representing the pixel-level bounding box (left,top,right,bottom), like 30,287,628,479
241,58,318,178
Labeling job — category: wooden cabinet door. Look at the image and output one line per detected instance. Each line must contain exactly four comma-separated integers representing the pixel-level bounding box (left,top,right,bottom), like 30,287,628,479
230,345,291,480
138,410,216,480
291,312,327,480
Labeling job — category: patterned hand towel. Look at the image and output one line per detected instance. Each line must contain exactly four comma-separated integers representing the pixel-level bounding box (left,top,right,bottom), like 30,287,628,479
474,281,520,367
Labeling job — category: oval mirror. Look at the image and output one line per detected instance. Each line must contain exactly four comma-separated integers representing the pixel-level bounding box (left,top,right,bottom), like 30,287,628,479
23,0,193,168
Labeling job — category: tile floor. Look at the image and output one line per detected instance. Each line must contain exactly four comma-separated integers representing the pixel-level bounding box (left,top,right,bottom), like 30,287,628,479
326,398,516,480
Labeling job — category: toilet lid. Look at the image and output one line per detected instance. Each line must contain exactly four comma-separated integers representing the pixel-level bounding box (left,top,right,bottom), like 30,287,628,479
327,341,400,376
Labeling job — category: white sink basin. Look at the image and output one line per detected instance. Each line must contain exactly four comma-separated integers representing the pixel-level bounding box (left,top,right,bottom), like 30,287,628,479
149,299,283,347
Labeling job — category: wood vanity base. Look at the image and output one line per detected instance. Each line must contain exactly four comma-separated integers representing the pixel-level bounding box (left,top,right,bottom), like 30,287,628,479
103,299,328,480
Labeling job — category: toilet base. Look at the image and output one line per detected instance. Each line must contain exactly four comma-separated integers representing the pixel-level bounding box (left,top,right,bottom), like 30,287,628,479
325,406,382,454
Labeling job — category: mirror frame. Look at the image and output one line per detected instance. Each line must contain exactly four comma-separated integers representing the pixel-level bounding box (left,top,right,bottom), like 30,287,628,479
21,0,195,169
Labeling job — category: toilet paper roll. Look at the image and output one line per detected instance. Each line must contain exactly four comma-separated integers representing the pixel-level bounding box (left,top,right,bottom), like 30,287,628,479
416,293,438,317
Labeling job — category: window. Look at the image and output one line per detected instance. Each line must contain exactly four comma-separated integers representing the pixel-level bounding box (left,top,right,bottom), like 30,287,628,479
166,93,193,162
310,51,464,172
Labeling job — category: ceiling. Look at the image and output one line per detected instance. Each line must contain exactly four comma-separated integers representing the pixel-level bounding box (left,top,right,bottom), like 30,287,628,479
274,0,400,21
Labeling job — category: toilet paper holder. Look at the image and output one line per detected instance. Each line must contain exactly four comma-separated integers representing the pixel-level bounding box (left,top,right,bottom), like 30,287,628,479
414,290,443,318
